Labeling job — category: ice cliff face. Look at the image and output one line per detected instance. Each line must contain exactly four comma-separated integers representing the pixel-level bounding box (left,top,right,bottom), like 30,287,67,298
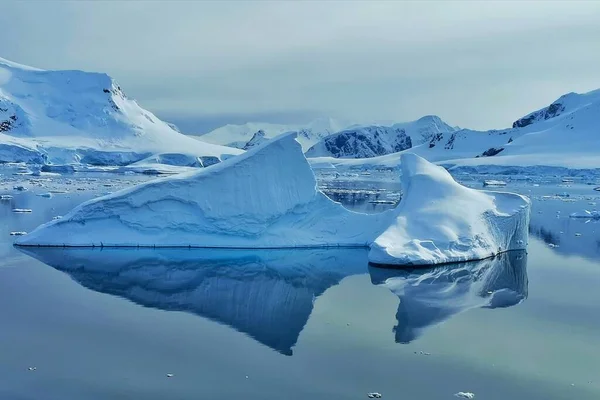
17,132,530,266
0,57,239,166
305,116,456,159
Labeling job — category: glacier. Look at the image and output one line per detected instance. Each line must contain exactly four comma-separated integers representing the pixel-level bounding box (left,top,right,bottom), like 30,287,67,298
15,132,530,266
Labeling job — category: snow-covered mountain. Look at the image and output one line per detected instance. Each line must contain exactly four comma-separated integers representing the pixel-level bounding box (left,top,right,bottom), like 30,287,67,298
198,117,355,152
310,89,600,171
0,57,239,166
305,115,456,158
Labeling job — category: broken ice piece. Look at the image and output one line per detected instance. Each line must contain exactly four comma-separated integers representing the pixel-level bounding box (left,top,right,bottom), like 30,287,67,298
367,393,382,398
10,232,27,236
455,392,475,399
12,209,32,213
166,373,174,378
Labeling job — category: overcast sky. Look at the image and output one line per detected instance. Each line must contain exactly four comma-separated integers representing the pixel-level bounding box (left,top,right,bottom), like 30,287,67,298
2,1,599,133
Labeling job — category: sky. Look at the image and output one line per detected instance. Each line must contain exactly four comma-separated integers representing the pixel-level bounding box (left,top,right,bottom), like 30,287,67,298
1,1,599,134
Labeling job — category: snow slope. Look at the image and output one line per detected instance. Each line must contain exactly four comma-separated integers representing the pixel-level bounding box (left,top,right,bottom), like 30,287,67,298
305,115,457,158
198,117,355,152
16,132,393,248
308,89,600,171
368,153,530,266
369,250,528,343
0,57,240,166
19,247,368,355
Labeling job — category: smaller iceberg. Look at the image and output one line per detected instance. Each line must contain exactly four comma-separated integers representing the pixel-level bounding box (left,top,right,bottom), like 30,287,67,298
368,154,530,266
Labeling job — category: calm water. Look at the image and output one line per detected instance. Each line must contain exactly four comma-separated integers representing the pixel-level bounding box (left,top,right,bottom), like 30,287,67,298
1,169,599,399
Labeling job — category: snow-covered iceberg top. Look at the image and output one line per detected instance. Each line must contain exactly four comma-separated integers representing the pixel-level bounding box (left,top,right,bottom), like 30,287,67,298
369,153,530,265
16,133,530,266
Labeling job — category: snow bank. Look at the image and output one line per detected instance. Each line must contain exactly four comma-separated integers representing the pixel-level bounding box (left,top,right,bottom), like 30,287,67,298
368,153,530,266
16,132,393,248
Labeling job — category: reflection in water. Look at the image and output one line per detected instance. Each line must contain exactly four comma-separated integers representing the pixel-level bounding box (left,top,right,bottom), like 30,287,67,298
19,247,368,356
369,251,528,344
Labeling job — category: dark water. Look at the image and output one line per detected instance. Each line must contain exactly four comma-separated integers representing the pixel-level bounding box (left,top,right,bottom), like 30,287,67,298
1,171,599,399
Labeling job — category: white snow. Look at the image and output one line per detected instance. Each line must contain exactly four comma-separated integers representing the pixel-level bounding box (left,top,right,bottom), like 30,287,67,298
16,133,531,267
368,153,530,266
0,57,240,167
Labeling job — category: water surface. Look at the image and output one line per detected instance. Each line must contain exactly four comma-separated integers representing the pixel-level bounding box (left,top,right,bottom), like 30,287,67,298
1,169,599,399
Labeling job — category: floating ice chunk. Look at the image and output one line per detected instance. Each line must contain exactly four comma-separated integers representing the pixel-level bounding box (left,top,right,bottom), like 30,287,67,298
455,392,475,399
367,393,382,398
0,194,13,200
569,210,600,219
482,180,507,187
368,154,530,266
12,208,32,213
10,231,27,236
38,192,53,198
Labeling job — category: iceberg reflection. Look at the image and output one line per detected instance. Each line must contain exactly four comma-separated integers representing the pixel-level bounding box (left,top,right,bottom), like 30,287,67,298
369,251,528,344
18,247,369,355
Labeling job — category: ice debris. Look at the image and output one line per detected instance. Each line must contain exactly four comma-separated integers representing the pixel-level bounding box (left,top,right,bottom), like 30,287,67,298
455,392,475,399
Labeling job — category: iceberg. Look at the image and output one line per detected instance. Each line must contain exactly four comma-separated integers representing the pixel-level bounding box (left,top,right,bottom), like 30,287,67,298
368,153,530,266
15,133,530,266
15,133,393,248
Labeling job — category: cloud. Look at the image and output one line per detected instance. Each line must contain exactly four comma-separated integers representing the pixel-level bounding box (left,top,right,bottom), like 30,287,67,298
1,1,599,132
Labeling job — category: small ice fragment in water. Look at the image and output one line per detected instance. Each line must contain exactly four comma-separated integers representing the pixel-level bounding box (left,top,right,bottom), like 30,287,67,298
367,393,382,398
12,209,32,213
0,195,13,200
38,193,52,198
455,392,475,399
166,373,174,378
10,232,27,236
52,216,62,220
27,366,36,371
13,186,27,191
482,180,506,187
575,233,582,237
